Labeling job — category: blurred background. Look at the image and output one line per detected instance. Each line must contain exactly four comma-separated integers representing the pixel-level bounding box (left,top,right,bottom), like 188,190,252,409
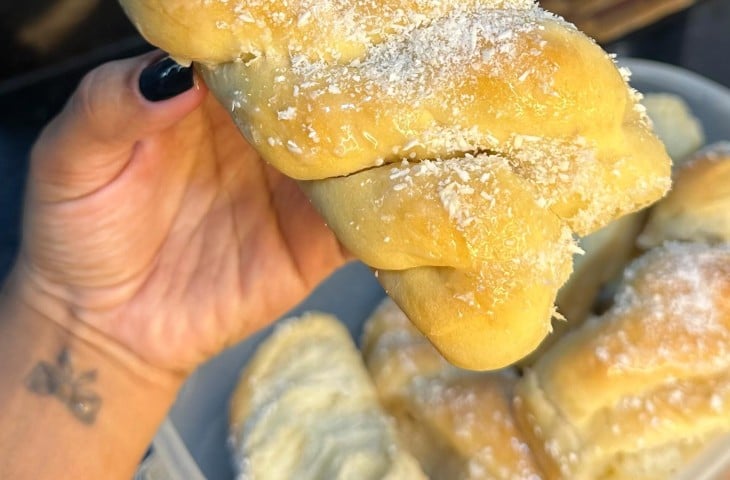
1,0,729,281
0,1,135,83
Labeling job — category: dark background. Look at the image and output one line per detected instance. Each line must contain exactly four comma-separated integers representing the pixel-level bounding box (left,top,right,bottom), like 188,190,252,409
1,0,729,282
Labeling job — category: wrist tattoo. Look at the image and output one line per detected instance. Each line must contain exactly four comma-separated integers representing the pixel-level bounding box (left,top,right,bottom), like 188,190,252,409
25,349,102,425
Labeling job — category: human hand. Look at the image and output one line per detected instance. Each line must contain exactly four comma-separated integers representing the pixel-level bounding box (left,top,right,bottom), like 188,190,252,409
13,52,348,378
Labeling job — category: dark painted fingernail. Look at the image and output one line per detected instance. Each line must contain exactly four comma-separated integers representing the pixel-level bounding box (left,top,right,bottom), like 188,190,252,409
139,57,194,102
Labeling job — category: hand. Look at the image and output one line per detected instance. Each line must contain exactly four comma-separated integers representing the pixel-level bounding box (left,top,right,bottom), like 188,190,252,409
14,52,348,377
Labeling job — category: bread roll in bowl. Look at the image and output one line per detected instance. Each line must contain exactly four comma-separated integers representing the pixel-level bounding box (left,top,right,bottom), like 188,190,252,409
120,0,671,369
514,243,730,479
362,298,544,480
229,313,426,479
639,142,730,248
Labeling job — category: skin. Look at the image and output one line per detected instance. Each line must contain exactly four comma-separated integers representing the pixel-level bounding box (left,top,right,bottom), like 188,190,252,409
0,51,348,478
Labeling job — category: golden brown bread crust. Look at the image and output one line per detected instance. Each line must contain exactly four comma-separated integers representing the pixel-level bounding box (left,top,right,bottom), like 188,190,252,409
304,155,576,369
362,298,545,480
514,243,730,479
639,143,730,248
120,0,671,369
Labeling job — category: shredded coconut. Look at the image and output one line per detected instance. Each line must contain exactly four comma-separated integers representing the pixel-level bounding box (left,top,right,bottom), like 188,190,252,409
290,4,564,110
592,243,730,371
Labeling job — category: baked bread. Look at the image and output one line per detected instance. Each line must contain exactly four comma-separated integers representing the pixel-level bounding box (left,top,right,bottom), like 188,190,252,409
639,143,730,248
309,155,578,369
228,313,426,480
641,93,705,165
362,298,545,480
514,242,730,479
120,0,671,369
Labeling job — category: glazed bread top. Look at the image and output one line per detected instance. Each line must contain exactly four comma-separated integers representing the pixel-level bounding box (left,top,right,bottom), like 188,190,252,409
121,2,670,233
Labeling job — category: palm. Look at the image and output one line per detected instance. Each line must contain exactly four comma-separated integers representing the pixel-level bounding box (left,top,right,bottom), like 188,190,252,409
24,95,345,372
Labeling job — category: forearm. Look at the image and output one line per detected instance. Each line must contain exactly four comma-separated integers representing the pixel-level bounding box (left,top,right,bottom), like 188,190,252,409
0,273,181,479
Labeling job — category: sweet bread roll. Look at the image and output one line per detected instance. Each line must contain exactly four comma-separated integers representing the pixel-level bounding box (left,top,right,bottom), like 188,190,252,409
514,243,730,479
120,0,671,369
308,155,577,369
228,313,426,480
639,143,730,248
362,298,545,480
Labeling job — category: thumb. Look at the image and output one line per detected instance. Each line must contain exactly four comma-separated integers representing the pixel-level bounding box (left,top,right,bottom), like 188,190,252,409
30,51,207,202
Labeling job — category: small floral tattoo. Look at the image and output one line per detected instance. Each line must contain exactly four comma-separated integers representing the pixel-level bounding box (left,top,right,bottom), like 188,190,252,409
25,349,102,425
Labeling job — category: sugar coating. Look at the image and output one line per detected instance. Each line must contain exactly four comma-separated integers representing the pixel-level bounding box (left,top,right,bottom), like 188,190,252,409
199,0,668,233
219,2,570,169
363,154,577,314
289,5,564,105
593,242,730,371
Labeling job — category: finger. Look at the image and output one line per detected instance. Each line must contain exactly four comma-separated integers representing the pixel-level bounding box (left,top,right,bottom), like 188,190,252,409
30,51,207,202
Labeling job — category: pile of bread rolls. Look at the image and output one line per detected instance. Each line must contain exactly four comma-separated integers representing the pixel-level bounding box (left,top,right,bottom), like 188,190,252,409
120,0,672,370
226,141,730,479
514,143,730,479
115,1,730,476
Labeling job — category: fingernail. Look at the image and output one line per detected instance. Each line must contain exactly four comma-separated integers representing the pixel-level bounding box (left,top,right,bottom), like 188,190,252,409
139,57,194,102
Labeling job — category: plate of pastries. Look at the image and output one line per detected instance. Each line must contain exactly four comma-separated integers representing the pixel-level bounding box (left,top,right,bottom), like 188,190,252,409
116,0,730,478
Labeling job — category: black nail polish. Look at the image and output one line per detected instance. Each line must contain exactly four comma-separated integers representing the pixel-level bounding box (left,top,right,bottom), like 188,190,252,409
139,57,194,102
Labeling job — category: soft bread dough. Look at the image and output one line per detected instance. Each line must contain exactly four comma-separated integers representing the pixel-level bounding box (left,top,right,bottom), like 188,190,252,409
304,155,576,368
228,313,426,480
120,0,671,369
639,143,730,248
514,243,730,479
362,298,544,479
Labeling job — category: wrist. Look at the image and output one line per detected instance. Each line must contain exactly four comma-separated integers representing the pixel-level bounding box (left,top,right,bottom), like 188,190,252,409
5,261,184,393
0,271,181,478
